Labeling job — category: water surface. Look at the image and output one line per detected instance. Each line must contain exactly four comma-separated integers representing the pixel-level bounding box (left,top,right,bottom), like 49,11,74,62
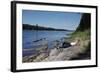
23,30,73,56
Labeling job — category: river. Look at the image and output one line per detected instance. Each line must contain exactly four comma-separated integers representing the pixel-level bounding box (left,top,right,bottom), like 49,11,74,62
23,30,73,49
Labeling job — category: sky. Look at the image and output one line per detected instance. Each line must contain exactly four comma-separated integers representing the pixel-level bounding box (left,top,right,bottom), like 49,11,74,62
22,10,82,30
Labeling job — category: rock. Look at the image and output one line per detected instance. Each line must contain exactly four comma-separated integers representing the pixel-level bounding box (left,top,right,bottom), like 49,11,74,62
23,41,89,62
23,54,39,62
33,53,48,62
23,56,29,62
49,48,59,56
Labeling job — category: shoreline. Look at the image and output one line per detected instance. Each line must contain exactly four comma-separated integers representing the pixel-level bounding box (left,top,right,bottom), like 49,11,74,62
23,39,90,63
23,29,91,63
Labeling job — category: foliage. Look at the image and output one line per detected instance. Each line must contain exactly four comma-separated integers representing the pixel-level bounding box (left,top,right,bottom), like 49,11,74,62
76,13,91,31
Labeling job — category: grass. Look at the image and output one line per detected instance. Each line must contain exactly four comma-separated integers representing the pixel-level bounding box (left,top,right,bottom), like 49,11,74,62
64,29,91,60
66,29,90,41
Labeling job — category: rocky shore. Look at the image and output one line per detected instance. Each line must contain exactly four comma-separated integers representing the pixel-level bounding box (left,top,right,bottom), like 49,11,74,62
23,39,90,63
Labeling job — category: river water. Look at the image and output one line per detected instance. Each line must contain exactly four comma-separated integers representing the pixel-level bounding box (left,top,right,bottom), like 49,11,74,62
23,30,73,56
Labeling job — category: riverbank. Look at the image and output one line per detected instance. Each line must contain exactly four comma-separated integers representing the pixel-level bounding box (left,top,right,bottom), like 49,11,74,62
23,29,90,63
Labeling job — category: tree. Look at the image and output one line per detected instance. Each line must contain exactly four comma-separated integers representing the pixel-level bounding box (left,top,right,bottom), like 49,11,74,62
76,13,91,31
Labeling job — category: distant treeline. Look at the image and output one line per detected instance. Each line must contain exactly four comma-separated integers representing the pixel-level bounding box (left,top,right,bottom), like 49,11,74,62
23,24,73,31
